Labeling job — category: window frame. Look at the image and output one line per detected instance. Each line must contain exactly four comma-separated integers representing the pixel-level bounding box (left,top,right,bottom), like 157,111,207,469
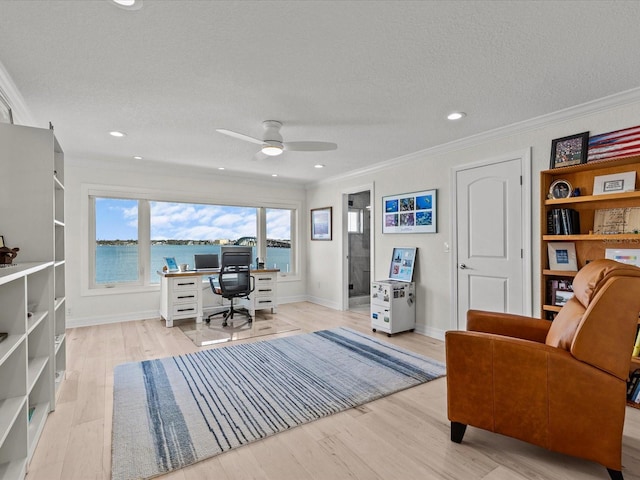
83,184,299,296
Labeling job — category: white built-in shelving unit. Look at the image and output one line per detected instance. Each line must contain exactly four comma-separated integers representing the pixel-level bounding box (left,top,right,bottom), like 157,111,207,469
0,123,65,479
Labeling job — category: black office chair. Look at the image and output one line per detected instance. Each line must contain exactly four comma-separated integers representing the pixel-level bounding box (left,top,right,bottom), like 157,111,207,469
206,251,254,327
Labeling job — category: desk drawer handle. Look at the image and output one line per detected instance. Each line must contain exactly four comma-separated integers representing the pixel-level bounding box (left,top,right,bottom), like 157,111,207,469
177,282,196,287
258,289,272,293
258,300,273,304
177,307,195,313
258,277,273,281
177,295,195,299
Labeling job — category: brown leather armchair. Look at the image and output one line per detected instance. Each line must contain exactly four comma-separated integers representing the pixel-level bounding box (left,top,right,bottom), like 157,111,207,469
446,259,640,480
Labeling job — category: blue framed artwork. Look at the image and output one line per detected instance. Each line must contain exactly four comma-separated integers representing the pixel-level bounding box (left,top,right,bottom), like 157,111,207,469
382,189,436,233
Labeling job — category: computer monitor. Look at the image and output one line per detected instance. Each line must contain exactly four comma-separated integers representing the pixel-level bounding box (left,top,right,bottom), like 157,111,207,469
193,253,219,271
388,247,417,282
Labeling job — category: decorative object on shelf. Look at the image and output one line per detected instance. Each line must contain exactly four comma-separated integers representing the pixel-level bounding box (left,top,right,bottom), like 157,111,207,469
588,124,640,163
163,256,178,271
0,245,19,265
548,179,573,199
547,208,580,234
310,206,332,240
549,131,589,168
0,235,3,247
593,207,640,234
547,242,577,270
382,189,437,234
605,248,640,267
0,332,7,343
592,170,636,195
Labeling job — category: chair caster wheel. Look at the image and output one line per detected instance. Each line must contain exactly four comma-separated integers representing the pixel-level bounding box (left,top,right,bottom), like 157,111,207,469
372,328,377,333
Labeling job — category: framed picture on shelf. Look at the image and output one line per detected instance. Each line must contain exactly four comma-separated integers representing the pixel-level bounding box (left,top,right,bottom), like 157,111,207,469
547,242,578,271
311,207,332,240
549,132,589,169
548,179,573,199
382,189,436,234
593,171,636,195
605,248,640,267
553,289,575,307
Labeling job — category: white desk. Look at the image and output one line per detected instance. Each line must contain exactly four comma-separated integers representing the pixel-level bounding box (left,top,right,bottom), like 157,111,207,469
158,269,279,327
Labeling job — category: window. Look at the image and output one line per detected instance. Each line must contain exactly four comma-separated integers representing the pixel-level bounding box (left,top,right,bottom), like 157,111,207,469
348,208,363,234
94,198,139,285
90,194,296,289
266,208,292,273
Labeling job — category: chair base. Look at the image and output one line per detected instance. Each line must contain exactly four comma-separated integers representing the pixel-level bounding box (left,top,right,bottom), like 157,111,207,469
608,468,623,480
450,422,467,444
205,305,252,327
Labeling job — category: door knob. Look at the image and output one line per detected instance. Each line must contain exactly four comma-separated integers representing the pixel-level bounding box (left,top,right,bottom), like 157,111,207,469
459,263,467,269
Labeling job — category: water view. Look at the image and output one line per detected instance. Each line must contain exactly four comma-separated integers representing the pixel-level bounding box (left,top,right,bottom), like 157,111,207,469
96,244,291,284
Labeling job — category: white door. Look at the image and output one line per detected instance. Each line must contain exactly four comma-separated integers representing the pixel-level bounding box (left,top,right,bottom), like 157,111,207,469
455,155,530,330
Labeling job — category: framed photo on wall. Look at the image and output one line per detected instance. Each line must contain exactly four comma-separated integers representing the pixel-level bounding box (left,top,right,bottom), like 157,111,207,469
311,207,332,240
549,132,589,169
382,189,436,234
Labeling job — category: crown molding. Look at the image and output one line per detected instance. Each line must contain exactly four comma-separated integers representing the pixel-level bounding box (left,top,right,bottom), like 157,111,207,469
0,61,36,126
307,86,640,189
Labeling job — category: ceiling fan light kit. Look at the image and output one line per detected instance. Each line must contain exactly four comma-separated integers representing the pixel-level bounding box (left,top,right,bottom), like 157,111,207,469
216,120,337,159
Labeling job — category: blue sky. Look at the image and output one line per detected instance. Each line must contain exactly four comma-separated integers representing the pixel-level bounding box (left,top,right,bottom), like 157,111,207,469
95,198,290,241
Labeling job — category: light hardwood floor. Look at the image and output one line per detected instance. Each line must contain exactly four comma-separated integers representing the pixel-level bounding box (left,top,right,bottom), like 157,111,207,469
26,302,640,480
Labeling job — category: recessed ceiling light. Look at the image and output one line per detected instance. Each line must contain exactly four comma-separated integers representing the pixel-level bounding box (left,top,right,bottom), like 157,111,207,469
272,174,278,177
133,156,143,160
110,0,143,10
447,112,466,121
109,131,126,137
314,164,325,169
218,167,225,170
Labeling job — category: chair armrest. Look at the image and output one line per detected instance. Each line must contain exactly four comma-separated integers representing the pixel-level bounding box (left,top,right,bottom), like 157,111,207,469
467,309,551,343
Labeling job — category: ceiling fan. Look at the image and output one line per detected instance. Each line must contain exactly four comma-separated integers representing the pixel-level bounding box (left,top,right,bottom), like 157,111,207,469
216,120,337,158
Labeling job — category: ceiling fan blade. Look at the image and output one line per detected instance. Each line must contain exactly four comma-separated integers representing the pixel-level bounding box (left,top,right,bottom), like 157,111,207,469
216,128,263,146
283,141,337,152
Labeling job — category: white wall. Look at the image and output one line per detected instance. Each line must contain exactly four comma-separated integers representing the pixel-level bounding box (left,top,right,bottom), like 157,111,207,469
65,159,308,327
306,95,640,340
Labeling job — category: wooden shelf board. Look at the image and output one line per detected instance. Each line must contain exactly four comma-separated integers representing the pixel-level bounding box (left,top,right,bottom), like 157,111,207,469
0,396,26,445
545,190,640,206
543,234,640,241
543,269,578,277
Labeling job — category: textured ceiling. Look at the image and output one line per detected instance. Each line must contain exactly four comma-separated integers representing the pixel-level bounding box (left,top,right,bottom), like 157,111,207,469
1,0,640,184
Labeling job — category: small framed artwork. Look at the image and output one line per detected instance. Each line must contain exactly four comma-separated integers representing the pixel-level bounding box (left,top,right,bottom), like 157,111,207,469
548,179,573,199
553,289,575,307
311,207,332,241
593,171,636,195
164,256,179,271
549,132,589,169
547,242,578,271
605,248,640,267
382,189,436,234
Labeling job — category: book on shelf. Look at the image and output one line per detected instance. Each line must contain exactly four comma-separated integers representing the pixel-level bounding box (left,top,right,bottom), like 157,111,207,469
633,325,640,357
547,208,580,235
28,406,35,422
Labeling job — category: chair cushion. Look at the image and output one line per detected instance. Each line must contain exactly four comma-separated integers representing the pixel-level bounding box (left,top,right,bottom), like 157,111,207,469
545,297,585,350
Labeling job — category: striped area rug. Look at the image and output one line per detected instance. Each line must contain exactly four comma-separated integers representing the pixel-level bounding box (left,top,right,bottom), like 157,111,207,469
111,327,446,480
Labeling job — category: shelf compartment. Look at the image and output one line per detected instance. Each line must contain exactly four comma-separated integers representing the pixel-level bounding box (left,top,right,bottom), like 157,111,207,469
27,401,50,460
0,396,26,447
0,404,28,480
27,357,49,394
26,311,48,335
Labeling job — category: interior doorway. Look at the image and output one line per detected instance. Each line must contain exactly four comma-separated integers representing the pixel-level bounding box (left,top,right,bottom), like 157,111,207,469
346,190,371,312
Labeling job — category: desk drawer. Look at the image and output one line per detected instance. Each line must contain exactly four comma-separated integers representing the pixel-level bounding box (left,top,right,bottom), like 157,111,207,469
171,290,198,304
254,286,275,298
172,303,198,317
172,278,200,291
254,298,276,309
